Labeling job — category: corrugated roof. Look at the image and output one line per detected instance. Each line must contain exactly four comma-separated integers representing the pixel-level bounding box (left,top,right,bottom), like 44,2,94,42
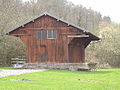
6,12,100,40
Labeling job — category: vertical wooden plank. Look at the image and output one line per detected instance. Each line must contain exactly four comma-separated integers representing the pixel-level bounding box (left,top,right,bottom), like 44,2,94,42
9,15,90,64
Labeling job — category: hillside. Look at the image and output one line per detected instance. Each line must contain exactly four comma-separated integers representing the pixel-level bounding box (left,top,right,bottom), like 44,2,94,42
0,0,119,67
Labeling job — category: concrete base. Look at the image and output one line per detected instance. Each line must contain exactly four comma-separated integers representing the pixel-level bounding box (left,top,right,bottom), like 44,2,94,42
38,63,90,71
23,63,90,71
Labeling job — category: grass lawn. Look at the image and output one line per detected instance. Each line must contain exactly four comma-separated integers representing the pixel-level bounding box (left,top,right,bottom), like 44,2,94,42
0,69,120,90
0,67,14,70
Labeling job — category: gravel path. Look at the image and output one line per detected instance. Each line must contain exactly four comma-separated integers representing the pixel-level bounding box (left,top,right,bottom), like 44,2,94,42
0,69,46,77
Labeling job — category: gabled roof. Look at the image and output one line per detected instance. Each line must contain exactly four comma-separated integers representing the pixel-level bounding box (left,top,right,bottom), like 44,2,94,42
6,12,100,40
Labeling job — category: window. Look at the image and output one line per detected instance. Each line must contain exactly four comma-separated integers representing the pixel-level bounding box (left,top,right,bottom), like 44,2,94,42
38,30,46,40
47,30,57,39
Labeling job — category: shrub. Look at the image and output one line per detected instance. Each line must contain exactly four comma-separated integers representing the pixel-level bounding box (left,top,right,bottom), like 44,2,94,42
88,62,97,69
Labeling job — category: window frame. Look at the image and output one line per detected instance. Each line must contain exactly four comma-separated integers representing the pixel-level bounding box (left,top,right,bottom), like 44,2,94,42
47,30,57,39
37,30,47,40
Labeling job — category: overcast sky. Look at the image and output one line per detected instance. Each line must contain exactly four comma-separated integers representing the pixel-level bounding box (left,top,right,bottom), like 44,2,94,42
22,0,120,23
67,0,120,23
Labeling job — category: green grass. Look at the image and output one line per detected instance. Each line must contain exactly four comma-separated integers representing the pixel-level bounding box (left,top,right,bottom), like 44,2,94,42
0,69,120,90
0,67,14,69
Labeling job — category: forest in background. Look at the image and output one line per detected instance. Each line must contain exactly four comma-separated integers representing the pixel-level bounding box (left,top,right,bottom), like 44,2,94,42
0,0,120,67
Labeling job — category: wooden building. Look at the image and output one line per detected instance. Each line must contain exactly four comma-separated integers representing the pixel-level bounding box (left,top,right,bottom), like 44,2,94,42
6,13,99,64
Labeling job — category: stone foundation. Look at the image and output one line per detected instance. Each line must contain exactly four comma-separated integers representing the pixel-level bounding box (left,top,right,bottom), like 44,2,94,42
38,63,90,71
22,63,90,71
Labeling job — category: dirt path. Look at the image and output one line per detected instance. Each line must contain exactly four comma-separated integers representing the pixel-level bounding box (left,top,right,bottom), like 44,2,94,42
0,69,46,77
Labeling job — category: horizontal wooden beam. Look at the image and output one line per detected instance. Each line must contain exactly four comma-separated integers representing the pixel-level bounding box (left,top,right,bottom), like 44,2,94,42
67,35,89,38
11,34,30,36
62,33,82,35
21,27,73,30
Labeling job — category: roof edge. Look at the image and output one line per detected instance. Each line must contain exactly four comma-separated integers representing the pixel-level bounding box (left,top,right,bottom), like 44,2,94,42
6,12,99,40
6,12,89,34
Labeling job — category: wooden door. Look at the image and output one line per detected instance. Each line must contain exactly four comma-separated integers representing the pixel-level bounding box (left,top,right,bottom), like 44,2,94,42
68,44,82,63
37,45,48,63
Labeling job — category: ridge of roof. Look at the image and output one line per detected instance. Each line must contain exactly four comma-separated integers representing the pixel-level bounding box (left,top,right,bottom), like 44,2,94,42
6,12,90,34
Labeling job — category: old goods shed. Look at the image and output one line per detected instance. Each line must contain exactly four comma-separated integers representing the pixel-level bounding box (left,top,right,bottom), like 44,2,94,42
7,13,99,65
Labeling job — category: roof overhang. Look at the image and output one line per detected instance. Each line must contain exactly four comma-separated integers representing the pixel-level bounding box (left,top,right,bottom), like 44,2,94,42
6,12,100,41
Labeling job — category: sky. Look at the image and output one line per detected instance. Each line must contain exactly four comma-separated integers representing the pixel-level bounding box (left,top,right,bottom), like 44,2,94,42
67,0,120,23
22,0,120,23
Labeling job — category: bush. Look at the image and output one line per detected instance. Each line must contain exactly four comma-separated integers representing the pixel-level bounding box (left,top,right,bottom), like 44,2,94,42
88,62,97,69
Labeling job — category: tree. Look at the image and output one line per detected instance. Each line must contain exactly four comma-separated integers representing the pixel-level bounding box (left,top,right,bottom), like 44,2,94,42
86,22,120,67
0,0,112,66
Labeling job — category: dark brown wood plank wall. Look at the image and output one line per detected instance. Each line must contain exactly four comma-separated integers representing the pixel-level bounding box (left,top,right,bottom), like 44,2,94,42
9,15,89,63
